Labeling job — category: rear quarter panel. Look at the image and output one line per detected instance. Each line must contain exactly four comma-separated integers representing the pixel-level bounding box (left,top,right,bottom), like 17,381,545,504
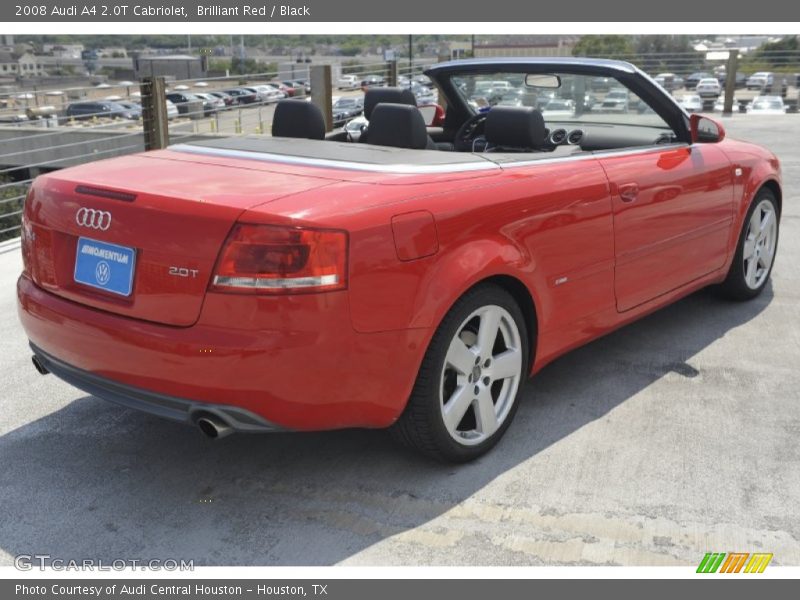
254,159,616,372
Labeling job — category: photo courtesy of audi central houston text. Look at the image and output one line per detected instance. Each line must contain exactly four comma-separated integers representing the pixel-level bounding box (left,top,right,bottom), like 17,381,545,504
2,30,799,569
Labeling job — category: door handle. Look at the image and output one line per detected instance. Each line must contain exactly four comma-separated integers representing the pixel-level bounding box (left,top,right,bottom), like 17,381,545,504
618,183,639,203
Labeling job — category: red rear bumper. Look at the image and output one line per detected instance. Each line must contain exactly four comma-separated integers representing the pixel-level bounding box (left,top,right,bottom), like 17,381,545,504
17,275,428,431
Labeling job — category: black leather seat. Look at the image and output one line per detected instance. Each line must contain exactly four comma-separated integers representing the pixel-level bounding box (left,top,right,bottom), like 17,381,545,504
484,106,548,151
272,100,326,140
360,87,418,144
365,103,437,150
363,87,417,120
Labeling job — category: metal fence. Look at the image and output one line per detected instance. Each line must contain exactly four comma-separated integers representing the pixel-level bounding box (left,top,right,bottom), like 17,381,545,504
1,49,799,241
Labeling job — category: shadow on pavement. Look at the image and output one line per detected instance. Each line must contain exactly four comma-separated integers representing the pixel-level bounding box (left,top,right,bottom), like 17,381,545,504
0,285,772,565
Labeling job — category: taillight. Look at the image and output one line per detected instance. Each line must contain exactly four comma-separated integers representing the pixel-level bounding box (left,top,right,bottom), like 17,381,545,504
210,223,348,294
20,191,33,276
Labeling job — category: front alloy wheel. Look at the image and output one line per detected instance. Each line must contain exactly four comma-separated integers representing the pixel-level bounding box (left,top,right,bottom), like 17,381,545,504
391,284,529,462
720,189,779,300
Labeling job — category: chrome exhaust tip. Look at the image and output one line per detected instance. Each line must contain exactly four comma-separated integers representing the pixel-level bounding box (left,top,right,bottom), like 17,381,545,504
31,355,49,375
196,415,233,440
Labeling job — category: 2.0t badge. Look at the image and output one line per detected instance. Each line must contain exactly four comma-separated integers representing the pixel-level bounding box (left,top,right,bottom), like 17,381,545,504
75,208,112,231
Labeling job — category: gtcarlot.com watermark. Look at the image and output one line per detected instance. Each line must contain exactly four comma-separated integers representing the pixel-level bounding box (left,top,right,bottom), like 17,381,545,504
14,554,194,571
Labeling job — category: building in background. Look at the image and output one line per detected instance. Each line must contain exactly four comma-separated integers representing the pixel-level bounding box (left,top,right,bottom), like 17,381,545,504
474,37,578,58
133,54,208,80
0,51,44,77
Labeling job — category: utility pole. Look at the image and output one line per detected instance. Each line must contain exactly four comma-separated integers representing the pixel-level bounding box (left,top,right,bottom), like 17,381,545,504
409,35,413,72
722,49,739,116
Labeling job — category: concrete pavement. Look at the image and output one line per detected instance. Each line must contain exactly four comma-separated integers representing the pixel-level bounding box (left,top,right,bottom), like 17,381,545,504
0,115,798,566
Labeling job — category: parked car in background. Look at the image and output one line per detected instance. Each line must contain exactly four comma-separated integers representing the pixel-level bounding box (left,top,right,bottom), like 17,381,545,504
653,72,684,91
164,99,179,119
192,92,226,115
343,115,368,141
747,95,788,115
361,75,386,89
271,81,296,97
221,87,259,104
713,95,745,112
408,81,435,104
291,79,311,94
600,89,629,112
114,101,142,120
715,71,747,89
747,72,772,90
165,92,206,117
337,75,360,90
695,78,722,98
332,96,364,127
413,74,433,87
679,94,704,112
65,101,139,120
248,85,285,102
685,72,712,90
207,91,235,107
541,98,575,118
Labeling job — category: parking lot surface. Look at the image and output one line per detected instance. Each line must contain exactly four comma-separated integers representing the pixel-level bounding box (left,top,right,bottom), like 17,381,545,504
0,115,799,566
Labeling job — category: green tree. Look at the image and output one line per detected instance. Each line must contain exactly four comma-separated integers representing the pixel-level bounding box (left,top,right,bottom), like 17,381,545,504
572,35,634,59
0,179,26,242
751,36,800,68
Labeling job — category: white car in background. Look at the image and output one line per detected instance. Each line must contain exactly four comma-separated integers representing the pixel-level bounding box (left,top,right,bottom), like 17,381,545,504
343,115,368,141
695,78,721,98
249,85,285,102
747,72,772,90
747,96,788,115
193,92,226,114
714,95,742,112
164,99,179,119
679,94,703,112
337,75,360,90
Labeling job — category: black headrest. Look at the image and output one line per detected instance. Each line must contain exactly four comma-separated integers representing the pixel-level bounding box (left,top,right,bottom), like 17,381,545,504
367,103,430,150
484,106,547,149
272,100,325,140
364,87,416,119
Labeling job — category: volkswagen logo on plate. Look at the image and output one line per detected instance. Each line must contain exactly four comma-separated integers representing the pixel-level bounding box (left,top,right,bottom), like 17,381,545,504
76,207,112,231
95,261,111,286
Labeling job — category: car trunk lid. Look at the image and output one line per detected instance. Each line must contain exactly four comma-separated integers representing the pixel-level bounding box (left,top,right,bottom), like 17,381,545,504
24,153,336,326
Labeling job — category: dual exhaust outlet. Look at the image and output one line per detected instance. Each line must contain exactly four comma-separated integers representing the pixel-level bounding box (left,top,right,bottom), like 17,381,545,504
30,354,233,440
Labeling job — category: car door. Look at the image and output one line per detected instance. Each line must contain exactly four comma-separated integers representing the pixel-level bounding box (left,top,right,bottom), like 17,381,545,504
599,143,734,312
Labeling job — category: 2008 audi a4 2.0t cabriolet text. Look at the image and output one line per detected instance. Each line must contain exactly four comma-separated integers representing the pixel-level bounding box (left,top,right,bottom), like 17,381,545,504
18,58,782,462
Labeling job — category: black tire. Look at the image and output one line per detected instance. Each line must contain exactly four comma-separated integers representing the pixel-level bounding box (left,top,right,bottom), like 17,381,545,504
718,188,780,301
390,284,530,463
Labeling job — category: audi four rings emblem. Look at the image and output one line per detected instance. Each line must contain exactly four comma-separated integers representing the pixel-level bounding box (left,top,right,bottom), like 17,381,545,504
76,208,112,231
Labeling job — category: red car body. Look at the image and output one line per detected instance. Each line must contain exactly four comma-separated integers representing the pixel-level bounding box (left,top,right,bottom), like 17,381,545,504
16,59,782,445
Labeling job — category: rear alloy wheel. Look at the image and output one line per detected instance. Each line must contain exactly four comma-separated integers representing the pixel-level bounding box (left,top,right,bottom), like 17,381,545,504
719,189,779,300
391,285,529,462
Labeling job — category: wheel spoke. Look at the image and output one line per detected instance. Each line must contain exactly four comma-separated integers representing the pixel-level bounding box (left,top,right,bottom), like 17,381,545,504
446,335,477,375
491,348,522,380
745,256,758,288
442,385,473,433
476,307,501,360
743,238,756,260
749,209,762,236
475,388,498,436
759,209,774,237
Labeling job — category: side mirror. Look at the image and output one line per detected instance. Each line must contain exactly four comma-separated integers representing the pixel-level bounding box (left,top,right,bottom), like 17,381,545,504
418,104,445,127
690,114,725,143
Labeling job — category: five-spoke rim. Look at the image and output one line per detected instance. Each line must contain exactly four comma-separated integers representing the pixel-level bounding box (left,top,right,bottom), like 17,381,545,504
440,305,523,446
743,199,777,290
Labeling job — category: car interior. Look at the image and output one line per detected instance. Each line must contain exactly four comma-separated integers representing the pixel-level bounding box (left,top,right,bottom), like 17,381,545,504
266,70,686,159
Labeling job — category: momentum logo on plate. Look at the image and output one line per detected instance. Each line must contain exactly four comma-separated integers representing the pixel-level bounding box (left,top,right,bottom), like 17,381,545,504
697,552,773,573
74,237,136,297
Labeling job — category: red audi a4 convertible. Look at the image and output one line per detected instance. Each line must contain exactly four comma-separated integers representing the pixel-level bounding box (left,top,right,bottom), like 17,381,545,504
18,59,781,461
